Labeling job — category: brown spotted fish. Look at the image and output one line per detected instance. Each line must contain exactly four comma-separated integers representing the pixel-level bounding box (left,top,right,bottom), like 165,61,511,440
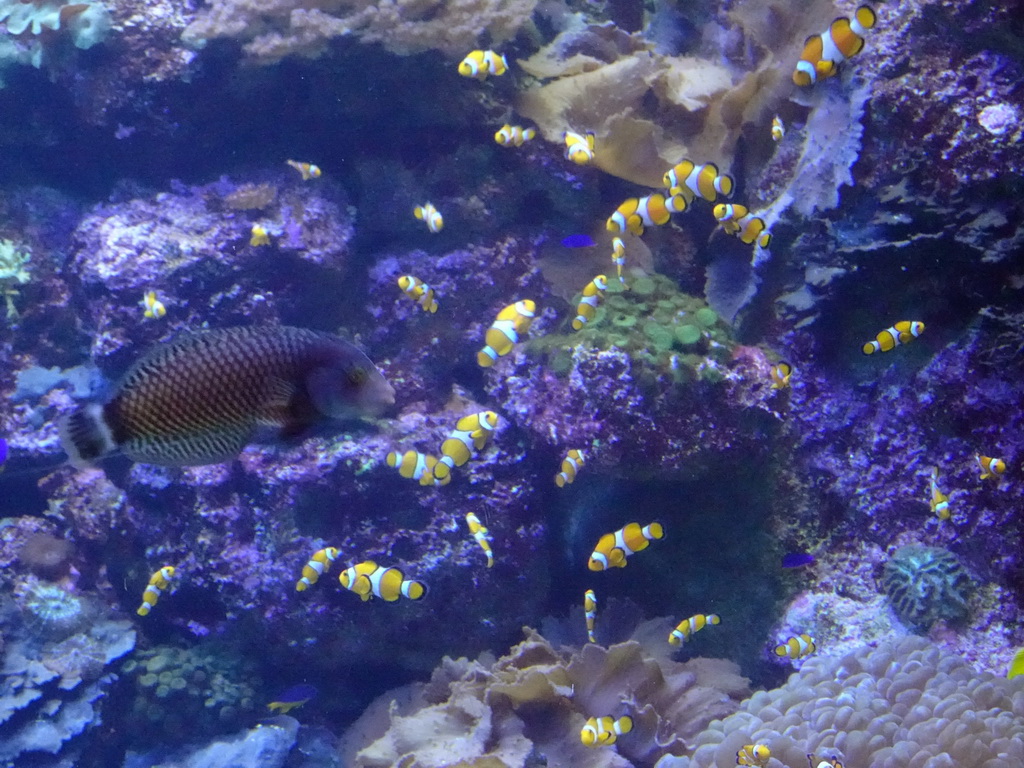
59,326,395,467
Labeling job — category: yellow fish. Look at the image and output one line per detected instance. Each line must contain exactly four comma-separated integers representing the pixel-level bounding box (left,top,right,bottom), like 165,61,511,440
142,291,166,319
580,715,632,747
668,613,720,645
137,565,175,616
713,204,772,248
611,237,626,286
477,300,536,367
977,454,1006,481
413,202,443,233
588,522,664,571
397,275,439,314
862,321,925,354
564,131,595,165
663,160,733,203
738,744,771,767
555,449,585,487
771,116,786,141
770,361,793,390
606,193,686,236
793,5,877,87
338,561,426,602
286,159,321,180
250,223,270,246
1007,647,1024,679
465,512,494,568
572,276,607,331
929,466,950,520
774,633,816,660
432,411,499,483
458,50,508,79
385,450,449,486
295,547,339,592
494,124,536,147
584,589,597,643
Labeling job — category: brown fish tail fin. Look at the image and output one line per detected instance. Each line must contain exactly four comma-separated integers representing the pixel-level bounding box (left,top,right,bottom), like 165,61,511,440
59,403,117,467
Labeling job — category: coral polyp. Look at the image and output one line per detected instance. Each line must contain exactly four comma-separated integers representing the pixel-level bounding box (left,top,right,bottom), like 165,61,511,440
16,580,88,640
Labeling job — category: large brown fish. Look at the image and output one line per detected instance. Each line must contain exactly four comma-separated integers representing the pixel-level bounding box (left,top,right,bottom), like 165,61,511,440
59,326,395,467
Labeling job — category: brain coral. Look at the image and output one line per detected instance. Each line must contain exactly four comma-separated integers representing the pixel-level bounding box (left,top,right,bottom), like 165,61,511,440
882,545,972,631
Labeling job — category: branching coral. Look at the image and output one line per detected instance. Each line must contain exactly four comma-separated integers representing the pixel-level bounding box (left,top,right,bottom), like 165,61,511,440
0,238,30,320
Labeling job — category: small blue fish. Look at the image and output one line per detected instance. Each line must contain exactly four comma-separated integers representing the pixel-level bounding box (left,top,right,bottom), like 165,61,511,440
0,437,7,471
267,683,318,714
561,234,596,248
782,552,815,568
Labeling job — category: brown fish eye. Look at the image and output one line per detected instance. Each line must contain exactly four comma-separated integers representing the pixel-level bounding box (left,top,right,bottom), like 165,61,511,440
347,367,368,386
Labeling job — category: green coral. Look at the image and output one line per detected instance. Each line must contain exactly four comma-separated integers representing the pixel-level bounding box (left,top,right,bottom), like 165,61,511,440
882,545,972,631
0,239,31,320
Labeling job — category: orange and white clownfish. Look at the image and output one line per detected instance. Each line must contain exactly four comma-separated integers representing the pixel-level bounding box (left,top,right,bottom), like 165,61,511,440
564,131,595,165
295,547,339,592
338,561,426,602
555,449,585,487
611,237,626,286
771,361,793,390
495,124,536,147
137,565,175,616
793,5,877,87
580,715,633,747
713,203,772,248
771,116,786,142
477,300,536,367
432,411,500,483
588,522,664,571
465,512,494,568
413,202,443,233
397,275,439,314
861,321,924,355
977,454,1006,481
606,193,686,236
142,291,166,319
385,450,450,486
663,160,734,203
458,50,508,79
572,276,608,331
584,588,597,643
737,744,771,767
775,633,816,660
668,613,720,645
929,466,950,521
286,159,321,180
807,756,845,768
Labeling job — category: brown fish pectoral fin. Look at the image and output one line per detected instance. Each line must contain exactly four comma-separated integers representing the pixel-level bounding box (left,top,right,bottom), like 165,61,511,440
255,377,317,441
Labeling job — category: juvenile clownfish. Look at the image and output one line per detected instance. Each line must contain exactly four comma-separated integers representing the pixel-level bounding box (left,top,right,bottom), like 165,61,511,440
564,131,595,165
397,275,439,314
584,589,597,643
771,361,793,390
807,756,845,768
432,411,499,483
477,300,536,367
495,124,536,147
385,450,450,486
580,715,633,747
458,50,508,79
663,160,734,203
737,744,771,767
861,321,925,355
771,116,786,142
555,449,585,487
668,613,720,645
929,466,950,521
250,223,270,246
775,633,816,660
611,238,626,286
1007,647,1024,679
713,204,772,248
465,512,494,568
286,160,321,180
142,291,166,319
977,454,1006,481
572,276,608,331
413,203,444,233
606,193,687,236
588,522,664,571
793,5,877,87
267,683,317,715
295,547,339,592
137,565,175,616
338,561,426,602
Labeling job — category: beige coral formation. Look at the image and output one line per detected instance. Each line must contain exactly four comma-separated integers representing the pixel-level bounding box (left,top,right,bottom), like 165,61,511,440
340,626,750,768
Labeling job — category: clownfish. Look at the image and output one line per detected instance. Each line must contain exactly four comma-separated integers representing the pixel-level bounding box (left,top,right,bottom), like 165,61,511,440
295,547,339,592
564,131,595,165
606,193,687,236
465,512,494,568
397,275,439,314
580,715,633,747
738,744,771,767
142,291,166,319
771,361,793,389
663,160,733,203
1007,647,1024,679
807,757,845,768
137,565,175,616
572,276,608,331
250,223,270,246
584,589,597,643
385,450,450,486
775,633,816,660
495,124,535,147
588,522,664,571
267,683,317,715
793,5,877,87
458,50,508,79
611,237,626,286
432,410,500,483
555,449,585,487
929,466,950,521
713,204,772,248
977,454,1006,481
861,321,925,355
477,300,536,367
413,202,444,233
668,613,720,645
338,561,426,602
286,160,321,180
771,116,786,141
